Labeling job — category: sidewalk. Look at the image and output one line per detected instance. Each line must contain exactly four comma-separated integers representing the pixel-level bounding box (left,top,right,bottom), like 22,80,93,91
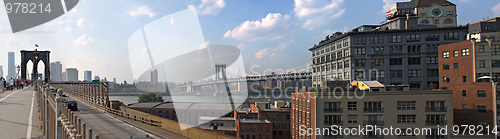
0,87,42,139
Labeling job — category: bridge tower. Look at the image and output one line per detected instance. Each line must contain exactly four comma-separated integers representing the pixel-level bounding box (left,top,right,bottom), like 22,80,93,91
20,49,50,81
214,63,226,92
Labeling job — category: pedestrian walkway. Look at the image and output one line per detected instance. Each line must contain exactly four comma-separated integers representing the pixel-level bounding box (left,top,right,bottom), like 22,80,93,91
0,87,42,139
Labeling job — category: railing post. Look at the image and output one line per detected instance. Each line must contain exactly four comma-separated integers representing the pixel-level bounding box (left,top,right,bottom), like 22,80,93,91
88,128,92,139
82,123,86,138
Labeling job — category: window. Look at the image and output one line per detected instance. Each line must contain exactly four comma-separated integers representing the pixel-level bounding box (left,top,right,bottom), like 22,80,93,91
389,35,402,43
355,71,365,79
434,19,439,24
492,45,500,55
453,50,458,57
420,13,427,16
443,64,450,70
425,33,440,41
397,115,416,123
446,11,453,15
463,76,467,82
408,70,421,77
397,101,416,110
478,45,485,53
406,34,420,42
454,63,459,69
407,45,421,53
493,60,500,67
427,57,438,64
390,46,403,54
324,115,342,125
444,19,453,24
444,32,458,40
462,104,467,111
477,90,486,97
428,69,439,77
421,20,429,24
478,106,487,113
442,51,449,58
390,58,402,65
348,102,357,111
348,115,358,124
369,36,384,44
371,70,385,80
344,49,350,57
408,57,421,65
390,70,403,78
462,49,469,55
344,60,349,68
324,102,342,112
355,59,365,67
364,102,383,112
426,101,446,112
354,47,366,55
345,72,350,79
479,60,486,68
353,37,366,45
462,90,466,97
371,47,384,55
443,76,450,83
426,44,438,52
371,59,384,66
337,62,343,69
343,39,349,47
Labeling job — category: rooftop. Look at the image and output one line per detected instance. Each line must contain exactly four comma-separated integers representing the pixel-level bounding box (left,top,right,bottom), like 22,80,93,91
411,0,455,7
239,119,271,124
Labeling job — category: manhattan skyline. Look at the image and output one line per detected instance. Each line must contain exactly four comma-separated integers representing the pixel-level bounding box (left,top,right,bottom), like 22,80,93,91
0,0,499,83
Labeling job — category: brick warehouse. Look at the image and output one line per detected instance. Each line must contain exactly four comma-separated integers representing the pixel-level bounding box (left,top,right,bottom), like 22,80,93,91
439,17,500,126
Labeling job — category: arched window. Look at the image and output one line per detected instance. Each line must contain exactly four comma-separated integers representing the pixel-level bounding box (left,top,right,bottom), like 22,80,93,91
421,20,429,24
445,19,453,24
434,19,439,24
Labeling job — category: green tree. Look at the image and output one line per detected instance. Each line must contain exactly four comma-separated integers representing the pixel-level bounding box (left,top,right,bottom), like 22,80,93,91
138,93,164,103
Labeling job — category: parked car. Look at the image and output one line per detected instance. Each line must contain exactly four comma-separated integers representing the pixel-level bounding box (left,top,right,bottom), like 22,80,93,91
66,100,78,111
50,88,57,96
61,91,67,97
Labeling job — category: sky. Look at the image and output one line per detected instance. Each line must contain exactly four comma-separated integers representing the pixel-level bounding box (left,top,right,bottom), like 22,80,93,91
0,0,499,83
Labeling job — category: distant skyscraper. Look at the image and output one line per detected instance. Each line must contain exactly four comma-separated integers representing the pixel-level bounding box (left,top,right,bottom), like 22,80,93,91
0,65,3,78
50,61,62,81
7,52,15,79
151,69,158,84
84,70,92,82
62,71,67,81
113,78,116,84
65,68,78,81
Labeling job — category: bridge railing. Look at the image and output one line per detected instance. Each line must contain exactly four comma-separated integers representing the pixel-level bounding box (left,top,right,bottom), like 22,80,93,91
36,82,99,139
51,82,237,139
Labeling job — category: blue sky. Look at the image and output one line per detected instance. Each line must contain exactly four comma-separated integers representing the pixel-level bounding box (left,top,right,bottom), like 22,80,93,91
0,0,499,83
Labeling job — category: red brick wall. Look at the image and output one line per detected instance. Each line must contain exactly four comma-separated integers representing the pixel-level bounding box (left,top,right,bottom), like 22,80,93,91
291,91,316,139
439,40,494,126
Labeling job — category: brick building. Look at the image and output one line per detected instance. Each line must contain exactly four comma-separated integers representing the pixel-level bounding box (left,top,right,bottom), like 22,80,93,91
237,119,273,139
291,86,454,139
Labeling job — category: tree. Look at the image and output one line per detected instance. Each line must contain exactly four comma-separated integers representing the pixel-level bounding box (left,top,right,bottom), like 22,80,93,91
138,93,164,103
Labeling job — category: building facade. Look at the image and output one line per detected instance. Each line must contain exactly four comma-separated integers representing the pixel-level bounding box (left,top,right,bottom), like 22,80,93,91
237,119,273,139
291,86,453,139
84,70,92,82
50,61,62,81
7,52,15,79
65,68,78,81
310,27,468,88
438,17,500,127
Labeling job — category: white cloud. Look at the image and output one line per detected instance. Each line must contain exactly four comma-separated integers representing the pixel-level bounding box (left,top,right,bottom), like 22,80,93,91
74,34,94,46
294,0,346,29
237,44,244,49
189,0,225,15
129,6,155,17
76,18,86,27
255,48,269,59
44,19,73,32
493,3,500,16
255,39,294,59
224,13,290,41
381,0,409,13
